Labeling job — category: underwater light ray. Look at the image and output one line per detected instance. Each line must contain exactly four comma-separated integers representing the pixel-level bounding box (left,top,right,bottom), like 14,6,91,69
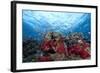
23,10,91,41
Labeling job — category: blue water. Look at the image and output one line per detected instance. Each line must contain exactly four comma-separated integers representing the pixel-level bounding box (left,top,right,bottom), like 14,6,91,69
22,10,91,42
